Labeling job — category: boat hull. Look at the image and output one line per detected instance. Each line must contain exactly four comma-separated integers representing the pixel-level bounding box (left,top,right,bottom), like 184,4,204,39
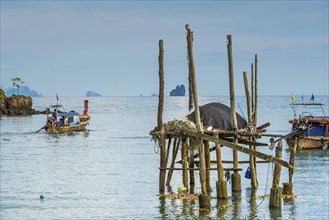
45,114,90,133
286,136,329,150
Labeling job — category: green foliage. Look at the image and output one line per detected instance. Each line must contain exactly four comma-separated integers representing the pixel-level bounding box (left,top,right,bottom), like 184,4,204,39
11,77,25,95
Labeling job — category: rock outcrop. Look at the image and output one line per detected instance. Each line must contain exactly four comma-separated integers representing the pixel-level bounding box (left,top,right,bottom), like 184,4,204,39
85,91,102,97
0,89,34,116
170,84,186,96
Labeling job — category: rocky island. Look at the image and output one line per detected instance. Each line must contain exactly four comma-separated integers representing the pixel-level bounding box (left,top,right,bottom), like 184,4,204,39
85,91,102,97
0,89,35,116
170,84,186,96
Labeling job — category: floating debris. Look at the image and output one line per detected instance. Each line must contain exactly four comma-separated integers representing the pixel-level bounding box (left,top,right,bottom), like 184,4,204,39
158,193,198,200
217,204,232,210
282,194,297,199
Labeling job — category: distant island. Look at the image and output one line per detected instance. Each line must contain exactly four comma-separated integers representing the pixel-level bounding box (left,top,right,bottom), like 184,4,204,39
170,84,186,96
85,91,102,97
4,86,42,97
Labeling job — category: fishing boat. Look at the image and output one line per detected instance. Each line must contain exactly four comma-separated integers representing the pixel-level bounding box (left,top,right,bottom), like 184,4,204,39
286,102,329,150
44,100,91,133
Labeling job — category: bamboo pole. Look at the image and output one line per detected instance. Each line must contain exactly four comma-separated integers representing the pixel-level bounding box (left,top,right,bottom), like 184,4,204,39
157,39,167,194
186,24,210,209
182,138,188,191
188,33,194,112
166,138,180,186
269,140,283,208
215,133,228,199
183,129,292,169
254,54,258,126
283,137,298,195
188,138,195,193
204,141,211,194
251,63,254,114
243,71,258,189
227,34,241,192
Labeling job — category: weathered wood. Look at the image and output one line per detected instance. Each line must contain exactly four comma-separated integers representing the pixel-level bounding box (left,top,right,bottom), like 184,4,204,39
272,140,283,188
289,137,298,183
157,39,167,194
254,54,258,126
160,167,243,171
269,140,283,208
244,71,258,189
257,122,271,131
166,138,180,186
204,141,211,193
165,138,172,163
186,24,207,197
182,138,188,190
176,139,269,164
227,35,239,175
227,34,241,192
188,138,195,192
195,160,270,164
251,63,254,115
215,143,225,181
183,129,292,169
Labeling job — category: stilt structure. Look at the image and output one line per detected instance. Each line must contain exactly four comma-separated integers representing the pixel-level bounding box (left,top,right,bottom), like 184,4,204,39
150,24,294,213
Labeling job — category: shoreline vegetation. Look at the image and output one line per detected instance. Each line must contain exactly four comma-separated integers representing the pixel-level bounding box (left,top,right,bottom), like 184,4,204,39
0,89,46,116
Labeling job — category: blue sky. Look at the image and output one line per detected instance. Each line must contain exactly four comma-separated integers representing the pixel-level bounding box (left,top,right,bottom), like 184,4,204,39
1,1,328,96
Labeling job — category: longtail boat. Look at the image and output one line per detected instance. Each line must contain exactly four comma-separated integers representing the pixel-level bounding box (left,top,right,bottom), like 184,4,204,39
286,102,329,150
44,100,91,133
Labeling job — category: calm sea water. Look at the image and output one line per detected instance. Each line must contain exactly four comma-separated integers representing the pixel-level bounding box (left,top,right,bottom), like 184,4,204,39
1,96,328,219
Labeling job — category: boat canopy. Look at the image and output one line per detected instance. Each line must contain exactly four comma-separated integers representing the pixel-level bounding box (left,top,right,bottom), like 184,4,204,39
290,102,326,119
58,112,79,118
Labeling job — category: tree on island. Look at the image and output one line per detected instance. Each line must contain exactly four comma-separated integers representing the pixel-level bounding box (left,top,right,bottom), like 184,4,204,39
10,77,24,95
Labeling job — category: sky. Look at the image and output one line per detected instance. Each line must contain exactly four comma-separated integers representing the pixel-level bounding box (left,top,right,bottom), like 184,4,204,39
0,1,328,97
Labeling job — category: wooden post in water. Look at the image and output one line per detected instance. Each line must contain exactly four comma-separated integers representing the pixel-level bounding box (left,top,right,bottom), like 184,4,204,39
186,24,210,209
157,39,167,194
215,133,228,199
283,137,297,195
227,34,241,192
269,140,283,208
188,36,194,112
182,138,189,191
189,138,195,193
204,140,211,194
243,71,258,189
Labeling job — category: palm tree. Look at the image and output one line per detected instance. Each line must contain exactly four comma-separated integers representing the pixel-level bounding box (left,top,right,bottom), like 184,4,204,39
10,77,25,95
11,77,16,96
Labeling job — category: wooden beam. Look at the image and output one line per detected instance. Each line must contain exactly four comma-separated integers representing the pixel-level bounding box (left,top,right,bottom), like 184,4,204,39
183,129,293,169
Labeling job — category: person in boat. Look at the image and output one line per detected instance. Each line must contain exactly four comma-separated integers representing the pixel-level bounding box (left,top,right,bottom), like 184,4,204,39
52,109,58,127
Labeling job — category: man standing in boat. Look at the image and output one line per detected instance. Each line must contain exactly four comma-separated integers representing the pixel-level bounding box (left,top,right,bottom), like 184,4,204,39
52,109,58,127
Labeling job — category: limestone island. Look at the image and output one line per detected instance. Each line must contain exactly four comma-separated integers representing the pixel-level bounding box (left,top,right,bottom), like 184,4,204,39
85,91,102,97
0,88,37,116
170,84,186,96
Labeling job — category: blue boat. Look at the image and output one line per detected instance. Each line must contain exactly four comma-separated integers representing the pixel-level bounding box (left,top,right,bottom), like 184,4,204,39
286,102,329,150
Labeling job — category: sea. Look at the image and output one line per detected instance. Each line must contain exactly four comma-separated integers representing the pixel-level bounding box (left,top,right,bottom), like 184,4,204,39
1,95,328,220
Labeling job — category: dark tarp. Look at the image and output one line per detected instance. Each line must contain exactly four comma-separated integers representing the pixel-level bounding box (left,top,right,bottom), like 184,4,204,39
187,102,247,131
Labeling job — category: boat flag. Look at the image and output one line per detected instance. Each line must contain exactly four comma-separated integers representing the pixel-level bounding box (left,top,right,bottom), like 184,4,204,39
310,94,315,102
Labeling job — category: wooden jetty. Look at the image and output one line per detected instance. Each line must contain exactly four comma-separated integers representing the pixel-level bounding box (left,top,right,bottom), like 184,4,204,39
150,24,297,211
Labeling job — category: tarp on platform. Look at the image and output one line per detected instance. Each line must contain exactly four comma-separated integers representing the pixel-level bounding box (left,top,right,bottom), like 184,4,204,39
187,102,247,131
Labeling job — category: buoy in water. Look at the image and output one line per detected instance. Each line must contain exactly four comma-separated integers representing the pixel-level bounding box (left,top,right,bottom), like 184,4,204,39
40,194,45,200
